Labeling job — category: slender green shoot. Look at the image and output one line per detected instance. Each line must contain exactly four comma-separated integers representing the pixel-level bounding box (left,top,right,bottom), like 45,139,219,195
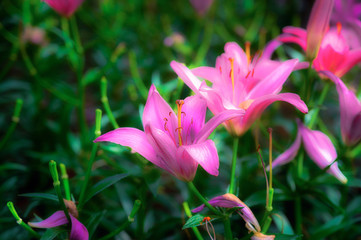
59,163,71,200
101,76,119,129
7,202,40,238
0,99,23,150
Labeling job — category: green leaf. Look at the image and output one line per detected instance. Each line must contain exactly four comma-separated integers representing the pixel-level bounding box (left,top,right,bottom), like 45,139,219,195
86,210,107,238
19,193,58,202
84,173,127,204
82,68,101,86
0,163,27,172
182,214,220,230
273,233,303,239
40,227,67,240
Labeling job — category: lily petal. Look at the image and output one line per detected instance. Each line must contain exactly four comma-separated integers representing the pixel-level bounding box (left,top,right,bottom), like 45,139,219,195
28,211,68,228
179,140,219,176
94,127,159,166
171,61,202,94
191,66,220,83
70,214,89,240
337,48,361,77
195,109,245,143
272,131,302,169
182,95,207,141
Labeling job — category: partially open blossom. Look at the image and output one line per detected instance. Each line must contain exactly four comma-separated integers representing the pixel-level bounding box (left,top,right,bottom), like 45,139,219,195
192,193,274,239
322,71,361,146
171,42,308,136
95,85,244,182
306,0,334,59
279,0,361,77
189,0,214,16
43,0,84,17
272,119,347,183
29,210,88,240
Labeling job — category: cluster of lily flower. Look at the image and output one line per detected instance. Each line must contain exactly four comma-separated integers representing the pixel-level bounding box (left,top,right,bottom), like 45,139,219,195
8,0,361,239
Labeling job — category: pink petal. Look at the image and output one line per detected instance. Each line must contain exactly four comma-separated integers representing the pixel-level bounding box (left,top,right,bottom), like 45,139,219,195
328,162,348,184
247,59,298,99
306,0,334,58
278,34,307,51
195,109,245,143
192,66,220,83
28,211,68,228
142,85,177,133
94,127,160,167
70,214,89,240
241,93,308,134
283,26,307,39
262,39,282,60
179,140,219,176
43,0,84,17
271,131,302,169
336,48,361,77
189,0,214,16
181,95,207,142
170,61,202,94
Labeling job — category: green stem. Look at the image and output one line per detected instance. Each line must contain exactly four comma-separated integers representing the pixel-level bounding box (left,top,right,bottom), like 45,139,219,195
78,109,102,209
261,216,272,234
70,16,83,55
101,77,119,129
307,82,330,129
0,99,23,150
99,200,141,240
295,196,302,234
182,202,204,240
59,163,71,200
7,202,40,238
229,137,239,194
128,51,148,101
224,217,233,240
49,160,71,223
187,182,221,215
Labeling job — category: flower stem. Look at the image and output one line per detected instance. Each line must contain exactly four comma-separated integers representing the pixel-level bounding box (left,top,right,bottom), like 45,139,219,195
128,51,148,101
307,81,330,129
49,160,71,223
187,182,221,215
229,137,239,194
99,200,141,240
261,216,272,234
0,99,23,151
7,202,40,238
183,202,204,240
101,76,119,129
78,109,102,209
224,217,233,240
59,163,71,200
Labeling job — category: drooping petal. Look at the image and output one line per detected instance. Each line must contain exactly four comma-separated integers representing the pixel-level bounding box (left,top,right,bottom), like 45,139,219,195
240,93,308,134
251,232,276,240
192,194,261,232
298,120,347,183
278,34,307,51
271,131,302,169
69,214,89,240
142,85,177,133
94,127,160,167
171,61,203,94
336,48,361,77
179,140,219,176
247,59,298,99
194,109,245,143
283,26,307,39
306,0,334,59
28,211,68,228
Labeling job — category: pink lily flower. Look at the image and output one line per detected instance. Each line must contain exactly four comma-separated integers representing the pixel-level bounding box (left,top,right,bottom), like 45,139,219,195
171,42,308,136
95,85,244,182
189,0,214,16
322,71,361,146
29,211,89,240
272,119,347,183
192,193,274,239
332,0,361,48
279,0,361,77
43,0,84,18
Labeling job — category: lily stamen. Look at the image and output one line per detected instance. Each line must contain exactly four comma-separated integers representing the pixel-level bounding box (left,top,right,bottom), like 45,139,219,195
176,100,184,146
245,41,251,65
228,58,235,92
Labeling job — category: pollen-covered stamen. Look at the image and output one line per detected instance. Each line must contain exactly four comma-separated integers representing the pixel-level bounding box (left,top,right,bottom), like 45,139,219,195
245,41,251,65
176,100,184,146
228,58,235,92
337,22,342,35
201,217,216,240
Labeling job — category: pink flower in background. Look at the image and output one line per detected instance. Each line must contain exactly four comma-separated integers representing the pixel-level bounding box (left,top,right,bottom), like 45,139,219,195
189,0,214,16
332,0,361,48
21,26,48,46
29,211,89,240
272,119,347,183
279,0,361,77
95,85,244,182
171,42,308,136
43,0,84,17
322,71,361,146
192,193,275,239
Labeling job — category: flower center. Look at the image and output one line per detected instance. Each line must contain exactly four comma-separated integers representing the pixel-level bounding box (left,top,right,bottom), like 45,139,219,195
176,100,184,146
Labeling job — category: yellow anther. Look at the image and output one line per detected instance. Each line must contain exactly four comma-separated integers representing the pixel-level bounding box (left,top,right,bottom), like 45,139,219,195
228,58,235,92
245,41,251,65
176,100,184,146
337,22,342,35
